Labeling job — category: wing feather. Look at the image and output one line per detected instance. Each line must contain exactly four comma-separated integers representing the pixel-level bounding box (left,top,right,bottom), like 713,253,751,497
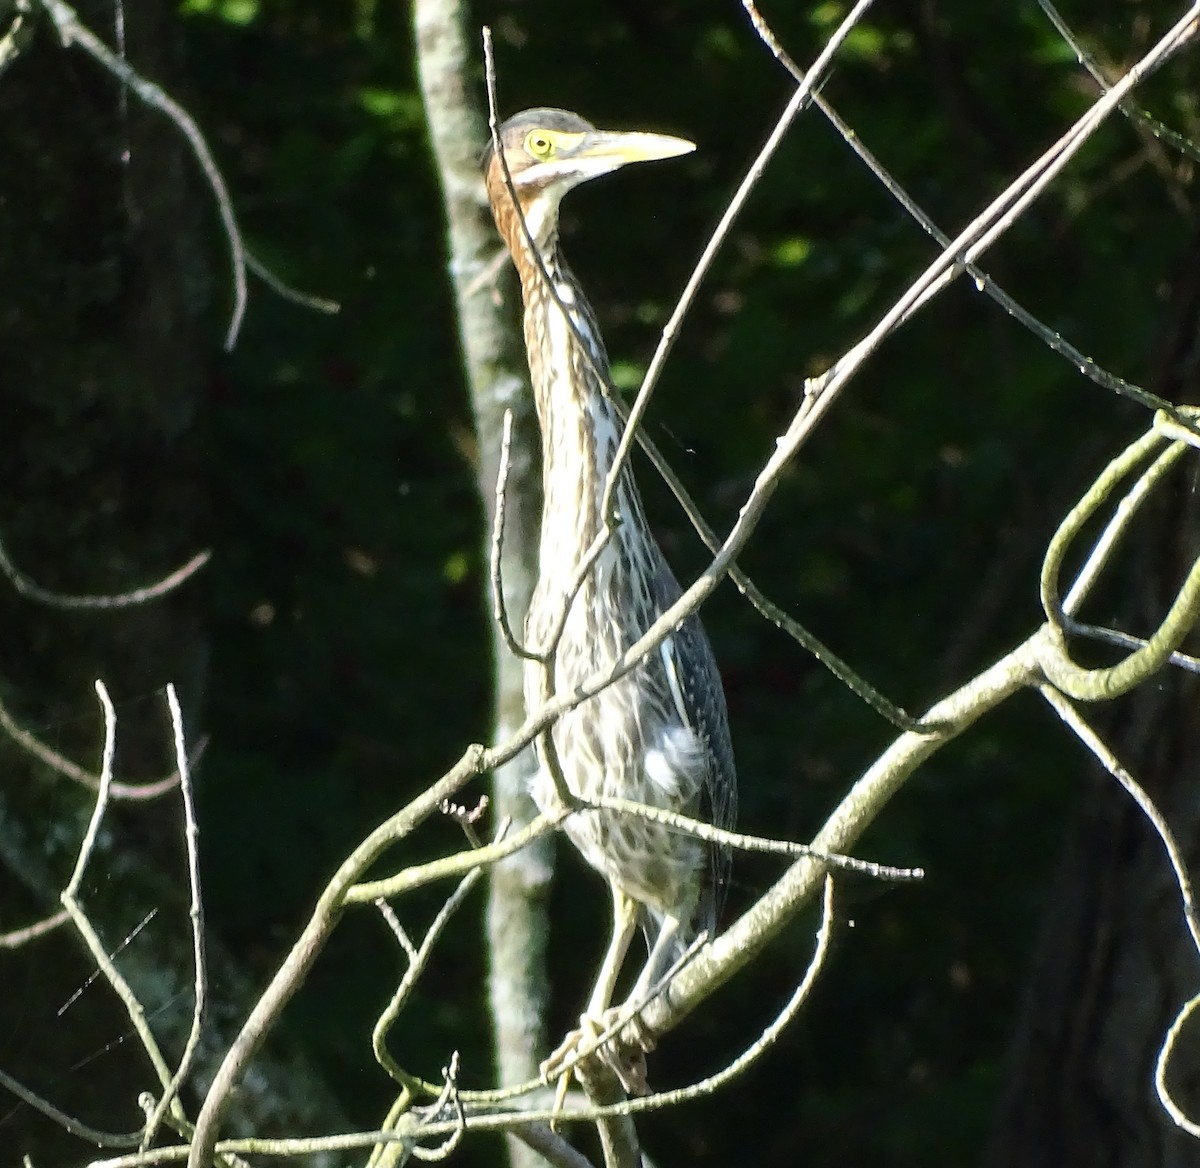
652,563,737,924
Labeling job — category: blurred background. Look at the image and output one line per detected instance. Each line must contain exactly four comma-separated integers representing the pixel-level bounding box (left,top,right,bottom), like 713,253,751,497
1,1,1198,1165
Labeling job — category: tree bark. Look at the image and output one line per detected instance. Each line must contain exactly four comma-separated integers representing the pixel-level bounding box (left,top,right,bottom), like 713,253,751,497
412,6,553,1167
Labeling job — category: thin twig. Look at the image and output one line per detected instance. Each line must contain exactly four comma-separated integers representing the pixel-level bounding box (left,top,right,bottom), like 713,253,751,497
441,795,490,847
0,1065,142,1148
468,10,1200,803
375,899,420,963
1039,684,1199,953
1064,622,1200,674
0,688,194,800
39,0,247,350
60,682,192,1136
481,21,927,741
0,908,70,949
245,250,340,315
417,1051,468,1161
140,686,207,1149
345,811,560,905
490,409,539,660
1038,418,1200,701
742,0,1185,417
62,681,118,900
0,539,210,609
1157,992,1200,1138
581,794,922,879
373,868,488,1095
461,247,510,299
0,0,33,78
1038,683,1200,1137
410,1052,466,1162
601,0,878,522
1037,0,1200,164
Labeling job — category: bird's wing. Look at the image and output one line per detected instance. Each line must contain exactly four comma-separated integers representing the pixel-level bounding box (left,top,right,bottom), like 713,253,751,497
652,563,738,916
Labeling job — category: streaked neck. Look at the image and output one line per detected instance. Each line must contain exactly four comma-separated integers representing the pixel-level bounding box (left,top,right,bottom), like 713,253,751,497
515,247,646,580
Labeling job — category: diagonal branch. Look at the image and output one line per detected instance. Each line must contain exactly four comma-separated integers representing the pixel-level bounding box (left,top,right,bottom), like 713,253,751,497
38,0,247,350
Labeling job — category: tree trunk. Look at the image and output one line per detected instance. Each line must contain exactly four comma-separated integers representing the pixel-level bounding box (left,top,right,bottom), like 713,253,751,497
413,5,553,1166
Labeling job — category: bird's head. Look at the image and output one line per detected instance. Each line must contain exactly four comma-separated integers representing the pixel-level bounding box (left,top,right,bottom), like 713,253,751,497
483,107,694,249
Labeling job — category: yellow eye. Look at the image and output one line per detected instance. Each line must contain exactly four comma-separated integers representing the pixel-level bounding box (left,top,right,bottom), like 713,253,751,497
525,130,554,159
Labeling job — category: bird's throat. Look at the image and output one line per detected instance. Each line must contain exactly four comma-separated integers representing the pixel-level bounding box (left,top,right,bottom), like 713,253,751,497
519,262,646,591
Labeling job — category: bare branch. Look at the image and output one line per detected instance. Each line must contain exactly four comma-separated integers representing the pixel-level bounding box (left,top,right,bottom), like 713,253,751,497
1037,0,1200,164
347,812,559,905
59,683,191,1137
600,0,877,522
38,0,246,349
1038,684,1200,1137
490,410,539,661
441,794,490,847
742,0,1184,415
187,744,491,1167
0,538,210,610
373,867,487,1097
580,794,922,879
409,1052,465,1162
140,686,207,1148
0,1064,142,1148
244,250,340,315
1039,686,1199,954
0,686,197,800
0,907,69,949
1039,415,1200,701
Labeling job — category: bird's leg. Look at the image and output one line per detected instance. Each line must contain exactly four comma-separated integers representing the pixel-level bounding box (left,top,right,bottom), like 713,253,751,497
587,884,639,1018
541,883,639,1092
623,911,682,1024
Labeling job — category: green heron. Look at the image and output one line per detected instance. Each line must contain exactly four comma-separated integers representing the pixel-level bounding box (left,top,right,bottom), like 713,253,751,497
484,108,736,1077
